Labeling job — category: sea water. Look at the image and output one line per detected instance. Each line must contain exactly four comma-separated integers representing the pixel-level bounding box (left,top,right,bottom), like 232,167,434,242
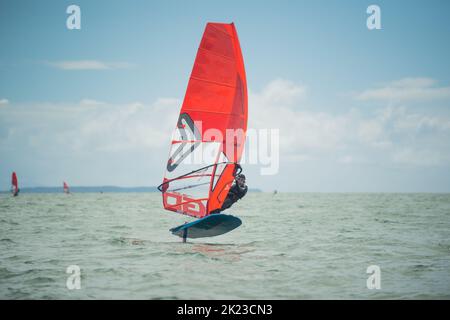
0,193,449,299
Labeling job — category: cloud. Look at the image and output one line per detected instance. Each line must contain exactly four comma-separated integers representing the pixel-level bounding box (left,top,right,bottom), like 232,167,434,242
2,79,447,175
250,80,352,153
47,60,134,70
355,77,450,102
392,148,450,167
257,78,307,106
1,78,450,191
80,99,106,106
393,109,450,132
337,155,355,164
0,99,9,106
0,98,180,155
249,79,450,167
72,98,180,152
357,120,382,143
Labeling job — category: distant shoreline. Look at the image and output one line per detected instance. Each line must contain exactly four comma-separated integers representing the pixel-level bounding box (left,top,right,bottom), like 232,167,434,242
0,186,263,193
2,189,449,194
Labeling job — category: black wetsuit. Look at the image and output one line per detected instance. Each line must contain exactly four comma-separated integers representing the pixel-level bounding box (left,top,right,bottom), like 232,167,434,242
211,182,247,213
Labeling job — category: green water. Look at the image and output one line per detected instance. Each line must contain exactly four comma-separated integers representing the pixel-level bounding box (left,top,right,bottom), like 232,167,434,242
0,193,449,299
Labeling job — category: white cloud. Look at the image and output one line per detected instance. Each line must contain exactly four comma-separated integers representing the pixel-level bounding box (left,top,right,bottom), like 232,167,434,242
249,79,450,167
251,80,357,154
0,99,9,106
257,78,307,106
250,80,347,153
357,120,382,142
392,148,449,167
3,79,443,171
394,111,450,132
1,78,450,192
47,60,134,70
71,98,180,152
355,77,450,102
337,155,355,164
80,99,106,106
0,98,180,155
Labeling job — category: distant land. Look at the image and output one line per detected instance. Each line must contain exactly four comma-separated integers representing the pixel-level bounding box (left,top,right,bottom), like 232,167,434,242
0,186,262,193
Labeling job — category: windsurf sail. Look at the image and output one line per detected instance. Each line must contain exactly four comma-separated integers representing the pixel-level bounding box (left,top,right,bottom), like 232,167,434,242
63,181,70,194
11,172,19,196
158,22,248,218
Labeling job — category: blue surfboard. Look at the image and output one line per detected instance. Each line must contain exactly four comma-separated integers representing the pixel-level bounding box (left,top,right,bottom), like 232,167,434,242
170,214,242,239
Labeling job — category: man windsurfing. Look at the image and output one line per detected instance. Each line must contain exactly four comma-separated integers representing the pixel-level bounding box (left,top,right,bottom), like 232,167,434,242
211,165,247,214
158,22,247,240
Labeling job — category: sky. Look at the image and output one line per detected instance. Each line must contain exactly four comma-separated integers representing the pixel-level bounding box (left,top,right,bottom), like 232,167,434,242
1,0,450,192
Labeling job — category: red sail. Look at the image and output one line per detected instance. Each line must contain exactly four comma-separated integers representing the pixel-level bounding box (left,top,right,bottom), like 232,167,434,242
11,172,18,196
63,181,69,194
159,22,248,218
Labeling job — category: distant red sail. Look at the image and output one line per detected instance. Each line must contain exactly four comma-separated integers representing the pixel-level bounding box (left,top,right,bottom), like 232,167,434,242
11,172,19,196
159,22,248,218
63,181,70,194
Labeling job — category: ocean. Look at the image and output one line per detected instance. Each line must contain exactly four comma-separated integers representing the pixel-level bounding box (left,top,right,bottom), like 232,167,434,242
0,193,449,299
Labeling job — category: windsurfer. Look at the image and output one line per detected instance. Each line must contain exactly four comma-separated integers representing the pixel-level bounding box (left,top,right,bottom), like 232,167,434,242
211,166,247,214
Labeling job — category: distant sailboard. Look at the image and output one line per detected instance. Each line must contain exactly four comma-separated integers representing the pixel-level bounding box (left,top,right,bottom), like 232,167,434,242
11,172,19,197
63,181,70,194
157,22,248,240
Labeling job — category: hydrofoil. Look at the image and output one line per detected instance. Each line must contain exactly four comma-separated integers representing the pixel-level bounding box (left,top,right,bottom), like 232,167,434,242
170,214,242,242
